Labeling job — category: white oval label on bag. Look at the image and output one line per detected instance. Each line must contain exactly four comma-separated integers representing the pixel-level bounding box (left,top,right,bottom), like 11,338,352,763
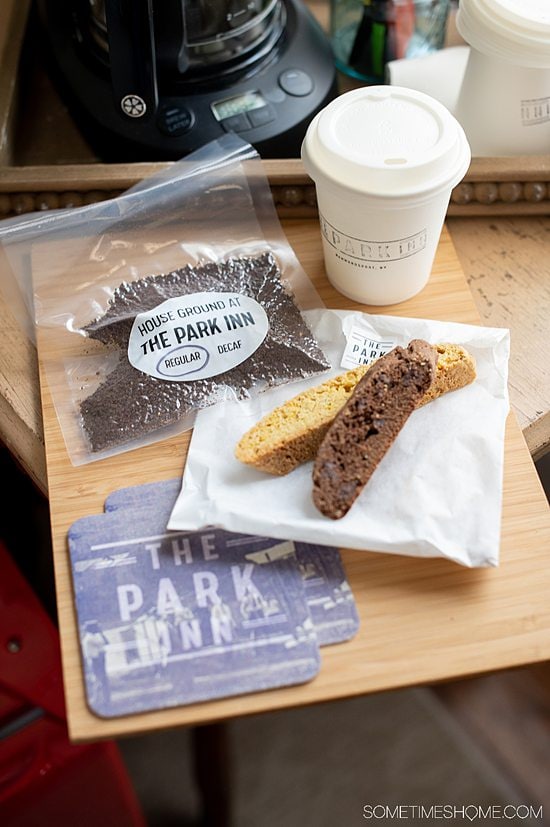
128,292,269,381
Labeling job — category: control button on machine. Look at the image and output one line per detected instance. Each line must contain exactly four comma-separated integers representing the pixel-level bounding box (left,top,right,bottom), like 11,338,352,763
248,105,276,128
157,104,194,136
220,113,251,132
263,86,286,104
278,69,314,97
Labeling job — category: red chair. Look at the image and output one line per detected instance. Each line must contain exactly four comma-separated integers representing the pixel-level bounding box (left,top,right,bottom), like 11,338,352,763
0,541,146,827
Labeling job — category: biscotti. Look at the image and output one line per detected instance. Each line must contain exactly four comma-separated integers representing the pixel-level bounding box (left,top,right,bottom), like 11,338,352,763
312,339,437,520
418,342,476,407
235,365,369,475
235,342,476,475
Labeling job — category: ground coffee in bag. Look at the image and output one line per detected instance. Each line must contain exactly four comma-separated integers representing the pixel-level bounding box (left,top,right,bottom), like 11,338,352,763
80,252,330,452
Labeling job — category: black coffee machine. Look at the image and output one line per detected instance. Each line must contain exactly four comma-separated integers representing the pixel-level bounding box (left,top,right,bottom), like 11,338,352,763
38,0,338,159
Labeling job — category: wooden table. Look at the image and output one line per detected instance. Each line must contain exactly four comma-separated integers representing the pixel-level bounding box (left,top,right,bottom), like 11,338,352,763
446,215,550,462
26,219,550,742
0,0,549,744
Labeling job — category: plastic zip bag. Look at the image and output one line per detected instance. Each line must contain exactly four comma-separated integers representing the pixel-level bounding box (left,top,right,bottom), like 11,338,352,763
0,135,329,464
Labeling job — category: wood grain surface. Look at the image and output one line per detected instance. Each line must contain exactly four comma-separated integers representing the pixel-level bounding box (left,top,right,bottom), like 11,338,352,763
33,221,550,742
0,291,45,492
448,216,550,460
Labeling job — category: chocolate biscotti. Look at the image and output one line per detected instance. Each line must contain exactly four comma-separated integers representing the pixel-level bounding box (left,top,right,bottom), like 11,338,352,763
312,339,437,519
235,342,475,475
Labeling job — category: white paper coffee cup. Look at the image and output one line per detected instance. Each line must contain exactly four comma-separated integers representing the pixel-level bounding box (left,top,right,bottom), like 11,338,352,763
455,0,550,156
301,86,471,306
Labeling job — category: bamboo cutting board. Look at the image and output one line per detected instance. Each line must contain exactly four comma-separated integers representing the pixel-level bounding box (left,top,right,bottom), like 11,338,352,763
36,220,550,743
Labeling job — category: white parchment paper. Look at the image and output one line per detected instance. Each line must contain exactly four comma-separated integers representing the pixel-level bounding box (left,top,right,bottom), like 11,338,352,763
168,310,510,568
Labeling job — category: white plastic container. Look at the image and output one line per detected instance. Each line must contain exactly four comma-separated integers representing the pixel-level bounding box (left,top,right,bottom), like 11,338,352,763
301,86,471,306
455,0,550,156
385,46,471,114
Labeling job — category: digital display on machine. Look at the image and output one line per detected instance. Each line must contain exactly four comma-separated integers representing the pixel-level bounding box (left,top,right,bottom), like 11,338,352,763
211,91,266,121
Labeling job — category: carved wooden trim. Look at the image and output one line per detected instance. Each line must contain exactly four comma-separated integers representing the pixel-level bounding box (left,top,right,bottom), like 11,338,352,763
1,156,550,218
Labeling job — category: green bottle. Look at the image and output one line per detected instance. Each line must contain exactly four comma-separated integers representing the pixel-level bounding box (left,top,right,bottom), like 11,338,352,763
349,0,396,81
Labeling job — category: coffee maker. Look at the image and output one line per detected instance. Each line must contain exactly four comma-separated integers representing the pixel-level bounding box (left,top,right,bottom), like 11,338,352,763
38,0,338,159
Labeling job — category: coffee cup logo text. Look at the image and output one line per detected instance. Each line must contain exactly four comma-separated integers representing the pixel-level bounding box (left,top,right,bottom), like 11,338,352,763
320,215,427,264
128,291,269,381
521,96,550,127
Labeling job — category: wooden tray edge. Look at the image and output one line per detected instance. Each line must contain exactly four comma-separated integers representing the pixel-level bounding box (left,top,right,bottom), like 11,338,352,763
1,156,550,219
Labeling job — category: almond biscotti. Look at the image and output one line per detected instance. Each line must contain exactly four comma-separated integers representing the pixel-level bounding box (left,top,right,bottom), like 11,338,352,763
234,342,476,476
235,365,369,475
418,343,477,407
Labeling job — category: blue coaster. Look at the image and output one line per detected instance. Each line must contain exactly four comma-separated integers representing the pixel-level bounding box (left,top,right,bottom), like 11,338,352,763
68,514,319,718
295,542,359,646
104,478,180,516
105,479,360,646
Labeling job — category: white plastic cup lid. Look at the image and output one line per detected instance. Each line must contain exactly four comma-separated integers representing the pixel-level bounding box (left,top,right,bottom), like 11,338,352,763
457,0,550,68
301,86,471,202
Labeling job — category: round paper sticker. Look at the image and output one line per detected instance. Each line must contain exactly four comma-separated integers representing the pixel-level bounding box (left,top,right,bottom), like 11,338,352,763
128,291,269,381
